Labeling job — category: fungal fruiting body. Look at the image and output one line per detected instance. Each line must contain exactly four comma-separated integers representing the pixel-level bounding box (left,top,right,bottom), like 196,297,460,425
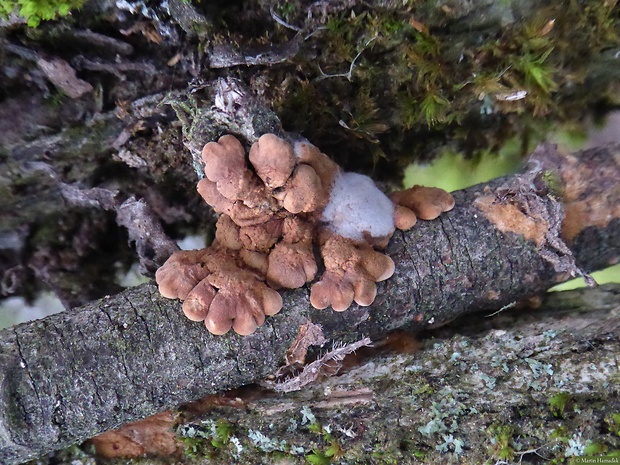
156,134,455,335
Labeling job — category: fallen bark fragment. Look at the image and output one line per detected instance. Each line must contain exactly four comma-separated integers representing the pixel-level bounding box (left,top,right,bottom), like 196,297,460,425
208,36,302,68
36,57,94,99
265,337,372,393
88,411,179,459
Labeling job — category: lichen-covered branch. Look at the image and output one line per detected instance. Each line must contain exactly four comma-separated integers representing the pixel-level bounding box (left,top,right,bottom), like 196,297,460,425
0,142,618,464
170,284,620,464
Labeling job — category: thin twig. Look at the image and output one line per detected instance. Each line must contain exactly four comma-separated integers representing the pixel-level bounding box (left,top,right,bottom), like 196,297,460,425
269,5,301,32
317,37,376,81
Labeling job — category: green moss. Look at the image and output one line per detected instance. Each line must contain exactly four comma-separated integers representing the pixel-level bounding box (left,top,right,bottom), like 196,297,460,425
302,412,344,464
541,170,564,198
273,0,620,179
550,426,570,442
487,424,515,461
306,440,344,465
179,435,211,459
177,418,239,459
549,392,573,418
211,419,234,448
0,0,85,27
273,1,295,21
44,90,67,109
607,413,620,436
370,450,398,464
584,441,609,455
306,450,331,465
419,92,453,128
515,49,558,94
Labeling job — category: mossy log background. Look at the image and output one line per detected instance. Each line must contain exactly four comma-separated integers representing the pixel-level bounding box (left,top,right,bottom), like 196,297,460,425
1,0,620,464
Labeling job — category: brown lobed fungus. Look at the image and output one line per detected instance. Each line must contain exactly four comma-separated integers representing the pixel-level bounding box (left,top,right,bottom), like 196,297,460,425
156,134,455,335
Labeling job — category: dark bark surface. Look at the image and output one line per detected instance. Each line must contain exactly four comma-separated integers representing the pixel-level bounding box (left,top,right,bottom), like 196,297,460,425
0,142,618,464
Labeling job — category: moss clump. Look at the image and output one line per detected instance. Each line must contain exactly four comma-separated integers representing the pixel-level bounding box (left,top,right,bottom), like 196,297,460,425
304,410,344,464
583,441,609,455
178,418,238,459
0,0,85,27
270,0,620,178
607,413,620,437
487,424,515,461
549,392,573,418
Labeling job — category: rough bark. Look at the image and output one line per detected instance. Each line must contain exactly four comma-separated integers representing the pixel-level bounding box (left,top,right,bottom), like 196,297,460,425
0,142,618,464
166,284,620,465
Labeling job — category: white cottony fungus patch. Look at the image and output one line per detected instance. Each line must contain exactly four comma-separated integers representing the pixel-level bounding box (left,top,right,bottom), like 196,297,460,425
292,140,305,158
321,172,395,240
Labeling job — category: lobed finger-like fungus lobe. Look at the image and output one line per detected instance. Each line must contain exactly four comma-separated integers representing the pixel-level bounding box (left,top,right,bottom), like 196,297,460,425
156,134,455,335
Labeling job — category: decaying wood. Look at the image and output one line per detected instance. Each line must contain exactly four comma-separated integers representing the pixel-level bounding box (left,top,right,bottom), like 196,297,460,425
0,141,618,464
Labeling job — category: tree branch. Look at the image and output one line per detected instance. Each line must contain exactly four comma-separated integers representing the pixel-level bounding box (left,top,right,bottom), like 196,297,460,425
169,284,620,464
0,142,618,463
